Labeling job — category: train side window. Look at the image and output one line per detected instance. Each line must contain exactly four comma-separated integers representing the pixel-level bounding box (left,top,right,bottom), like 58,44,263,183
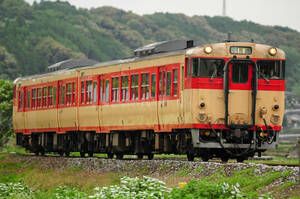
81,81,84,104
186,58,191,77
121,76,129,101
166,72,171,96
173,69,178,97
37,88,42,108
42,87,47,107
18,90,23,110
72,82,75,105
26,90,30,109
48,86,53,107
86,80,92,104
66,83,72,105
112,77,119,102
257,60,284,79
31,89,36,109
151,74,156,98
141,73,149,99
93,81,97,103
105,79,110,102
159,71,165,97
131,74,139,101
62,85,66,105
53,87,57,106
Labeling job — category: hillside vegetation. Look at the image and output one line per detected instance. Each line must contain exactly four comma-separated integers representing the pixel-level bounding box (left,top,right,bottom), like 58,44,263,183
0,0,300,92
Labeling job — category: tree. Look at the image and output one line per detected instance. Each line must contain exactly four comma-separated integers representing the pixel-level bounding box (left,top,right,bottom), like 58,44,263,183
0,79,13,147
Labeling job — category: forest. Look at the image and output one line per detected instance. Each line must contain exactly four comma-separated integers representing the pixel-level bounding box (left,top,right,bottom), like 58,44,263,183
0,0,300,94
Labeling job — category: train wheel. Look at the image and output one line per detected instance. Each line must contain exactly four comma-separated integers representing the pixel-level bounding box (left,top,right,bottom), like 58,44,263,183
147,154,154,160
236,157,245,163
221,157,229,162
202,156,209,162
116,154,123,160
80,152,85,158
137,154,143,160
65,152,70,157
187,153,195,161
88,152,94,157
107,153,114,159
59,151,64,157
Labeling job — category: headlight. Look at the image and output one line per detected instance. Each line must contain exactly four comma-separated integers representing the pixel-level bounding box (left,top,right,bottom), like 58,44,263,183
204,46,213,54
268,47,277,56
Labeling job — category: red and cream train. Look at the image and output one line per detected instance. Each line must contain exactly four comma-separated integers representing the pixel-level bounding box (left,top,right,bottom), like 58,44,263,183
13,39,285,161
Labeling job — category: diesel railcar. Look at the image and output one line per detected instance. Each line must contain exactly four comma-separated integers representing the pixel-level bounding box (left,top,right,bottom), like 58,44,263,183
13,39,285,162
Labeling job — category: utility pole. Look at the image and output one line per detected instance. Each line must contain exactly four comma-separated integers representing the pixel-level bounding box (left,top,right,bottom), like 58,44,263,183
223,0,226,16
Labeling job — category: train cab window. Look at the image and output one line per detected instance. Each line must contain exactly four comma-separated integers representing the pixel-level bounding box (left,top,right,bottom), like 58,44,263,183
192,58,224,78
31,89,36,109
48,86,53,107
112,77,119,102
66,83,72,105
173,69,178,97
257,60,285,80
232,63,248,83
81,81,84,104
141,73,149,99
37,88,42,108
53,87,57,106
18,91,23,110
131,75,139,100
151,74,156,98
105,79,110,102
121,76,129,101
72,82,75,104
42,87,47,107
166,72,171,96
26,90,30,109
93,81,97,103
86,80,92,104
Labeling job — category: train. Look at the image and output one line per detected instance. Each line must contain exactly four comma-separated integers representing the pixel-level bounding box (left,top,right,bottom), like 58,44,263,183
13,37,285,162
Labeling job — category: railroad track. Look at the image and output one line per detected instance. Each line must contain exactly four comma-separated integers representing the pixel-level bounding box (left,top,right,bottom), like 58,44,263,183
3,152,297,168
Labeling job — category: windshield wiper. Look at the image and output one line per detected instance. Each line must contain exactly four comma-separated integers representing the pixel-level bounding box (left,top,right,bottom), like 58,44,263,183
260,73,269,83
210,67,217,82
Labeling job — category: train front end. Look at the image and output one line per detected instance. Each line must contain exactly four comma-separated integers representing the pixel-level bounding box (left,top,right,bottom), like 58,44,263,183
185,42,285,161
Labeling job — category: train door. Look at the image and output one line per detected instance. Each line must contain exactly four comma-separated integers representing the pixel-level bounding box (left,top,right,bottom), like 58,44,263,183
158,66,167,130
227,62,254,126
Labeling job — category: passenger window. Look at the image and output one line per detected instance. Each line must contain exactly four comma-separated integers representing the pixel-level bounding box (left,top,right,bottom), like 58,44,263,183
53,87,57,106
18,91,23,110
159,71,166,97
37,88,42,108
93,81,97,103
72,82,75,104
81,81,84,104
105,80,110,102
232,63,248,83
86,80,92,104
48,86,53,107
62,85,65,105
173,69,178,97
192,58,224,78
121,76,129,101
31,89,36,109
112,77,119,102
131,75,139,100
26,90,30,109
66,83,72,105
166,72,171,96
141,73,149,99
42,87,47,107
151,74,156,98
